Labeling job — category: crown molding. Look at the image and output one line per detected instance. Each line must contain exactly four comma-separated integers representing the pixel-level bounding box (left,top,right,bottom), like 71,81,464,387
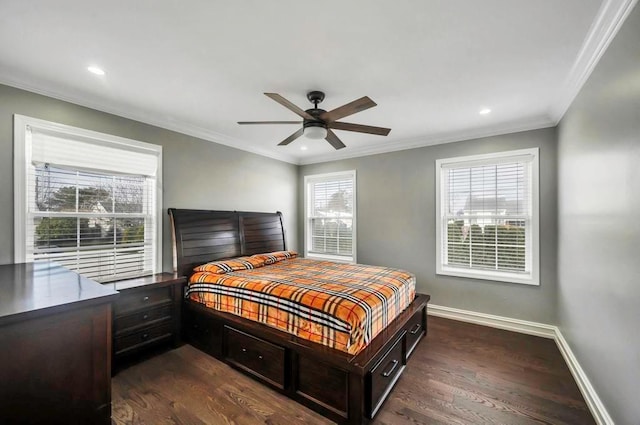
0,75,299,165
299,115,556,165
550,0,639,122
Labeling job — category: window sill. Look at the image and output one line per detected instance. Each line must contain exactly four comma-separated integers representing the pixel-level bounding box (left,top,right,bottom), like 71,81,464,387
437,267,539,286
306,252,355,264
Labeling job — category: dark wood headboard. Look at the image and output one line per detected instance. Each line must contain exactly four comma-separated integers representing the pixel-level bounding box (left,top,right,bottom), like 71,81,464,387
168,208,286,277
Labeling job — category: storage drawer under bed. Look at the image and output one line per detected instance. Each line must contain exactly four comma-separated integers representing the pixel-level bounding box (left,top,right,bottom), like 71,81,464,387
224,325,286,389
405,308,425,359
367,332,406,418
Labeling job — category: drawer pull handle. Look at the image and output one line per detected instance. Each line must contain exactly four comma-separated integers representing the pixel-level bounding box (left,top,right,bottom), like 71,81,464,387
142,333,149,340
143,296,150,302
258,355,263,360
381,359,399,377
142,314,149,320
242,348,247,353
410,323,421,335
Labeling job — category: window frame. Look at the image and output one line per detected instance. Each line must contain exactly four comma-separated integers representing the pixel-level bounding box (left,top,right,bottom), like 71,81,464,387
435,148,540,286
13,114,163,280
304,170,357,263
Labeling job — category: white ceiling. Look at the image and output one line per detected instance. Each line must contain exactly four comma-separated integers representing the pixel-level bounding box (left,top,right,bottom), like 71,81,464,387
0,0,634,164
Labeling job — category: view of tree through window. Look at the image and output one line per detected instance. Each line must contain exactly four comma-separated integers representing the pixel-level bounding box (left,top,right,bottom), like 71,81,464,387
31,165,150,280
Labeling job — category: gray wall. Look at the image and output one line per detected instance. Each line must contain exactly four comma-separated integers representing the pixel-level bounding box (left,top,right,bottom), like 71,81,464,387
0,84,298,271
557,4,640,424
299,127,558,324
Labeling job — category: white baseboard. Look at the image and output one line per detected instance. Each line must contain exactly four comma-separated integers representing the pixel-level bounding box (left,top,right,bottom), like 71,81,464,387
427,303,556,339
554,329,614,425
427,304,613,425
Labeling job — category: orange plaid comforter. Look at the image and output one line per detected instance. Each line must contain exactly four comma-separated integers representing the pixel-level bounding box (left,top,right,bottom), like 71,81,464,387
187,258,416,354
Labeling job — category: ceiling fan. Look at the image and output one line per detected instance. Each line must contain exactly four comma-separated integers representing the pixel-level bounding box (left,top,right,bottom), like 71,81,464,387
238,91,391,150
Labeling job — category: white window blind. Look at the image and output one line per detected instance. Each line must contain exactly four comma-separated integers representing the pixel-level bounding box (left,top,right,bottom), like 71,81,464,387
436,149,539,285
304,171,356,262
14,115,162,282
30,129,158,176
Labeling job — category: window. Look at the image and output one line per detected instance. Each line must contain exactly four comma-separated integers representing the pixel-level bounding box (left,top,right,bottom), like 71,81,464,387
435,148,539,285
304,171,356,262
14,115,162,282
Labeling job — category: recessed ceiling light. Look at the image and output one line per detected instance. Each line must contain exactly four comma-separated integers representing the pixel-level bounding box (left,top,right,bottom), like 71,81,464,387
87,66,105,76
479,108,492,115
300,146,308,151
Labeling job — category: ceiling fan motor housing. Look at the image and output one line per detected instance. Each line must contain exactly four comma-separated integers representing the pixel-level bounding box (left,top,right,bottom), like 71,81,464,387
304,109,326,125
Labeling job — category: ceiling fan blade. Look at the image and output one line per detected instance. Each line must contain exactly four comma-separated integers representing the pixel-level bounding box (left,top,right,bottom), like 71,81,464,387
278,128,304,146
320,96,377,123
264,93,314,120
238,121,302,125
329,121,391,136
325,130,346,150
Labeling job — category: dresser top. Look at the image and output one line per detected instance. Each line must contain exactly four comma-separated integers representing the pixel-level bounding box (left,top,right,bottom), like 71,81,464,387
0,262,118,325
103,272,185,292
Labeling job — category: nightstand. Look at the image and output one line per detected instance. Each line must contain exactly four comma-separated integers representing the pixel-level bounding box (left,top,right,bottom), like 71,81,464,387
106,273,186,372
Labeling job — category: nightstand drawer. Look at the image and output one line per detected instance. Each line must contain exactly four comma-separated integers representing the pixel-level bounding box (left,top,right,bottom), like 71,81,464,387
110,273,185,373
113,286,172,316
114,304,173,335
114,322,173,355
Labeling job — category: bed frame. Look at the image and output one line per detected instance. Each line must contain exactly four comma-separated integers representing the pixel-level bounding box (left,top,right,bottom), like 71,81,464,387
169,208,430,424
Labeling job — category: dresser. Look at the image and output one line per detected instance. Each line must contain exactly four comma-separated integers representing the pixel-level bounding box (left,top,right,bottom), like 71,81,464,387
0,262,118,425
105,273,185,371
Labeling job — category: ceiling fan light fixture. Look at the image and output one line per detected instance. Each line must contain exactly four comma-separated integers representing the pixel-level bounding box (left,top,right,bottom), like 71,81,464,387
304,125,327,140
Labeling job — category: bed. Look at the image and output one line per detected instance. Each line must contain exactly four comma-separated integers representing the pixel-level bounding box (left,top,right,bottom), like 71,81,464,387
169,208,430,424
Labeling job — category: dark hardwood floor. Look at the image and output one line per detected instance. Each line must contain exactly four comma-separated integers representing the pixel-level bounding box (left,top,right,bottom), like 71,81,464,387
112,316,595,425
